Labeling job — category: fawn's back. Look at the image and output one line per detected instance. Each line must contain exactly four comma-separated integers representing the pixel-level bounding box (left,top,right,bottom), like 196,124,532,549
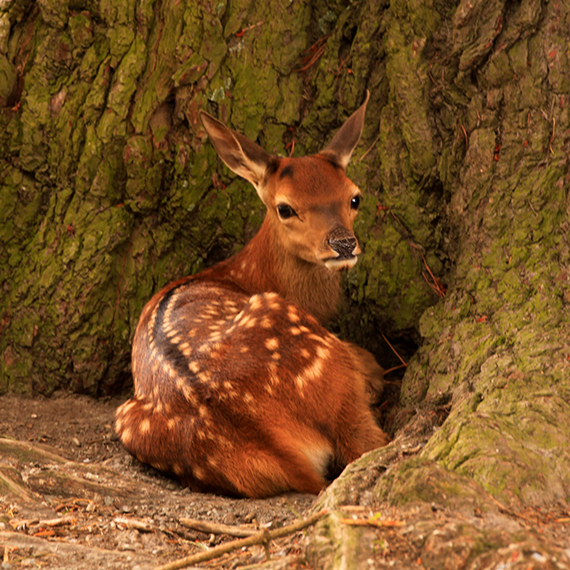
116,93,390,497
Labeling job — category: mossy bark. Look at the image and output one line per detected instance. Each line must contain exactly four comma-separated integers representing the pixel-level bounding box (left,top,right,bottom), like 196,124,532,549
303,0,570,566
1,0,569,558
0,0,437,394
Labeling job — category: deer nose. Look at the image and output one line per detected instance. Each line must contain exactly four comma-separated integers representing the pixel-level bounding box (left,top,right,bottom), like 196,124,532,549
328,228,358,258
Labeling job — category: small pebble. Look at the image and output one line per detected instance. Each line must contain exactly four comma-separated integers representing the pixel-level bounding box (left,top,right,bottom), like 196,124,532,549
222,513,236,524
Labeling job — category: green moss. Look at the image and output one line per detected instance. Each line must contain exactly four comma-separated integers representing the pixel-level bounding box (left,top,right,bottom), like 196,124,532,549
172,52,208,87
0,54,16,105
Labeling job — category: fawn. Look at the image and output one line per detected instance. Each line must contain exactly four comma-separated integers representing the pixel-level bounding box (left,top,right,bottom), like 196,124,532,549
116,93,390,497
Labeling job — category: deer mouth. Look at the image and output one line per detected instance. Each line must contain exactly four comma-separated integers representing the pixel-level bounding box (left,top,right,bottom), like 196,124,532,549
323,254,359,270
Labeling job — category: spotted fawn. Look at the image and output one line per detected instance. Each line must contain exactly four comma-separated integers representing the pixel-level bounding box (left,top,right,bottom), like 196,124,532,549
116,93,390,497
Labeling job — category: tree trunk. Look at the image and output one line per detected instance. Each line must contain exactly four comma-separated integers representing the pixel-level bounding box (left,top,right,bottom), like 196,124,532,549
1,0,569,559
399,0,570,507
1,0,434,394
305,0,570,566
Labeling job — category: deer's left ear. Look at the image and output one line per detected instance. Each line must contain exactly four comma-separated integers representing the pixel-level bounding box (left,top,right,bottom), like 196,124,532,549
320,91,369,170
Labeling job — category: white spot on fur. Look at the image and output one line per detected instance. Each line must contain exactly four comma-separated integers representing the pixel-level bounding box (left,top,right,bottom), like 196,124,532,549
287,306,300,323
121,427,132,444
316,345,329,360
118,400,136,416
265,337,279,351
249,295,262,310
198,371,211,383
207,456,220,468
181,383,196,403
140,418,151,434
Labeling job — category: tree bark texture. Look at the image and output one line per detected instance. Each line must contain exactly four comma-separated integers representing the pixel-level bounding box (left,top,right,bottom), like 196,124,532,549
0,0,438,395
401,0,570,508
303,0,570,565
1,0,569,516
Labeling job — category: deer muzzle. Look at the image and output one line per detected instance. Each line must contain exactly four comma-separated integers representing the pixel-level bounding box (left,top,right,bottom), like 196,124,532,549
324,227,361,270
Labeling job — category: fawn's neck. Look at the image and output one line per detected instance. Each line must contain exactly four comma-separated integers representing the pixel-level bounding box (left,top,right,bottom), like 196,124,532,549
199,218,342,324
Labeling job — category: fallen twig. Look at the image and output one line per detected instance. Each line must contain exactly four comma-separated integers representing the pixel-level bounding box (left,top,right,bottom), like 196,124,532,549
114,516,154,532
409,243,446,298
383,363,407,376
340,516,405,529
33,529,55,538
235,21,264,37
357,133,381,162
10,515,77,531
381,334,408,368
55,498,96,512
179,517,257,538
38,515,77,527
295,36,329,73
155,510,327,570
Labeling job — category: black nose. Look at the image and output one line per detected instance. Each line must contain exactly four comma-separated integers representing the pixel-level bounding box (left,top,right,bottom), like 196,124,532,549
328,228,357,257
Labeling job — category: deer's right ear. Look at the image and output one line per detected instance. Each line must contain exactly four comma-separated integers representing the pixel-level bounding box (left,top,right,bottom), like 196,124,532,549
200,111,272,190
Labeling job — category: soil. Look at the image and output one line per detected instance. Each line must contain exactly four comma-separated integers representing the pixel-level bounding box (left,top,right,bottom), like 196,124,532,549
2,394,570,570
0,393,316,569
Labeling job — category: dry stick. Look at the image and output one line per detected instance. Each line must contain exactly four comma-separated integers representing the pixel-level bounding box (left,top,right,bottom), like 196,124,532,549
155,510,327,570
340,517,405,528
38,515,77,527
381,333,407,368
549,116,556,154
179,517,257,538
383,363,407,376
357,133,381,163
114,517,154,532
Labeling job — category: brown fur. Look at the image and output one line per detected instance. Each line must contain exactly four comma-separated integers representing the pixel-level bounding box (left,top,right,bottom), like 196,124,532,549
116,95,390,498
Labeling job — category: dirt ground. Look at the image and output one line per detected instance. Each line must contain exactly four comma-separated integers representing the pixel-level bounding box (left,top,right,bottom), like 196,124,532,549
0,393,317,569
2,394,570,570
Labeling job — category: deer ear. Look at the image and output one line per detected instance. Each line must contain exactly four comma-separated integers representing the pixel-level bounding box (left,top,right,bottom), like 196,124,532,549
321,91,370,169
200,111,272,189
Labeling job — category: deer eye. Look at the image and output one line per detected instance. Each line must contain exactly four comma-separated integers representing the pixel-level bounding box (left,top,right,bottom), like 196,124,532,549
277,204,296,219
350,195,362,210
